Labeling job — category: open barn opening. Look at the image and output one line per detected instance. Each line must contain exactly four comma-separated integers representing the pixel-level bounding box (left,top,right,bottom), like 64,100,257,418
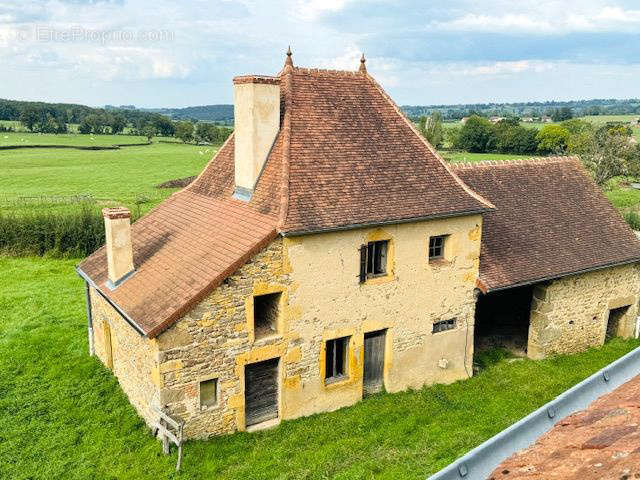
474,285,534,357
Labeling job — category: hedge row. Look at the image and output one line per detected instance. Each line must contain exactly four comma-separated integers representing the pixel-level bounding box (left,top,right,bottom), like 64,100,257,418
0,204,139,257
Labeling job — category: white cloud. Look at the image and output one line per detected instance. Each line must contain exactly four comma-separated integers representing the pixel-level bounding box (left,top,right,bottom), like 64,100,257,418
292,0,351,21
434,4,640,34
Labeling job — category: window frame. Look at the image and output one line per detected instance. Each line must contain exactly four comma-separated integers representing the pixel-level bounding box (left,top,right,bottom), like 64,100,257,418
366,240,388,278
432,318,456,334
325,336,349,384
428,235,447,262
199,377,219,409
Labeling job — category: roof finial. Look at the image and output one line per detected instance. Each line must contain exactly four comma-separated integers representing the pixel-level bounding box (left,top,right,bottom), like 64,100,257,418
359,53,366,73
285,46,293,68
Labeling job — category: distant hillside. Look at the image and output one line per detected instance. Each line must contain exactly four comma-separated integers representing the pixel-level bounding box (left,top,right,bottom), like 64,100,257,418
140,105,234,124
401,98,640,120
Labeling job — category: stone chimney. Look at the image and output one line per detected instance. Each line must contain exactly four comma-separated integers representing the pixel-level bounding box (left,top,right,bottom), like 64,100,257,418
102,207,134,289
232,75,280,200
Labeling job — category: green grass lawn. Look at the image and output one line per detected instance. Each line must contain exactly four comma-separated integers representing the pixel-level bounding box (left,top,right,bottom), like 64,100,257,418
440,151,531,163
1,255,638,479
0,140,215,214
0,131,148,147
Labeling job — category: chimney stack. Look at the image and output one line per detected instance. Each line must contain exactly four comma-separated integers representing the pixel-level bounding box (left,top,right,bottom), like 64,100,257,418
232,75,280,200
102,207,134,289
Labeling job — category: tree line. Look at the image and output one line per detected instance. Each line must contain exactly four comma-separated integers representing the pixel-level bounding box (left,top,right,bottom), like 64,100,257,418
405,98,640,121
0,98,231,143
420,112,640,186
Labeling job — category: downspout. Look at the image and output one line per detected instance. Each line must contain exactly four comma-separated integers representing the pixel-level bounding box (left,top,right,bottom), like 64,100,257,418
84,281,95,356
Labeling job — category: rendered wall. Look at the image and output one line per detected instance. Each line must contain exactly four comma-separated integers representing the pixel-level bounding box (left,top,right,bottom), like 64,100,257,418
154,215,483,438
527,263,640,359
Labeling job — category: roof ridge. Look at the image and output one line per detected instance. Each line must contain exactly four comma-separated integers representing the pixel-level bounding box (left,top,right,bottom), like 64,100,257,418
277,60,294,231
363,72,496,211
293,66,360,76
451,155,580,170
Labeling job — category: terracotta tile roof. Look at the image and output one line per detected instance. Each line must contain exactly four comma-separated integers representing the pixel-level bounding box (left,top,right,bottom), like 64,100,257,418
489,374,640,479
281,67,493,233
454,157,640,292
79,59,492,337
79,191,277,337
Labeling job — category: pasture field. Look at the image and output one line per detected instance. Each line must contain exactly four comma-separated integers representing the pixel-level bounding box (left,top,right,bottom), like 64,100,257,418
0,131,147,147
0,139,215,214
0,255,638,479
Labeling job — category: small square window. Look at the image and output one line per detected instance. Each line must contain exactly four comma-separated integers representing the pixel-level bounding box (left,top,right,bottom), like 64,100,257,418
432,318,456,334
200,378,218,407
366,240,388,277
325,336,349,383
429,235,447,261
254,292,281,340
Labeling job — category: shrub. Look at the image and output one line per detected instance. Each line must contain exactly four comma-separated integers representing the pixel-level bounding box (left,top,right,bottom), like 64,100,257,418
456,115,495,152
623,211,640,231
0,204,139,257
536,125,570,154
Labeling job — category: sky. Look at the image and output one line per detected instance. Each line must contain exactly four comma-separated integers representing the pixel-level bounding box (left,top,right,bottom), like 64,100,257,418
2,0,640,107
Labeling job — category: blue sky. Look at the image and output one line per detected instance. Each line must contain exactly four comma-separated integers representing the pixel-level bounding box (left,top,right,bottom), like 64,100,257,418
2,0,640,107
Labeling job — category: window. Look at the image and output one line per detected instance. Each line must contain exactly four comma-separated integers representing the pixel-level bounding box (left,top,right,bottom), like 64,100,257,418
254,292,281,340
432,318,456,334
200,378,218,407
325,336,349,383
429,235,447,261
359,240,388,282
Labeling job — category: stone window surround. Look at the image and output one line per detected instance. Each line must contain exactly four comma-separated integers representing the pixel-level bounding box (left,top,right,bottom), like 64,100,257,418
244,283,288,344
199,376,220,410
361,229,395,286
428,233,452,266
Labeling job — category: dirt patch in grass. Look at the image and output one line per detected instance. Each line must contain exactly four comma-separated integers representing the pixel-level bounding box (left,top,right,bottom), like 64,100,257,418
155,176,196,189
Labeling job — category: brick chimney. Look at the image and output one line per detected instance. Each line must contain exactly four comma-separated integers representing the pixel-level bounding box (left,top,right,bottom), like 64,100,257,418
232,75,280,200
102,207,134,289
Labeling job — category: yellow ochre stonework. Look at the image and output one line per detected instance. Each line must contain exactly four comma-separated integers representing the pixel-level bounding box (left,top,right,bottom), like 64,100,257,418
89,214,640,440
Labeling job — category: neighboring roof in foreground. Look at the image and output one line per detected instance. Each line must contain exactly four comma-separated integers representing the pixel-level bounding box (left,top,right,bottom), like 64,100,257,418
454,157,640,293
489,374,640,479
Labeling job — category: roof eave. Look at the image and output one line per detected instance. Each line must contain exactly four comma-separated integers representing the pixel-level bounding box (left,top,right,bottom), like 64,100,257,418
75,266,148,337
280,207,492,237
481,256,640,294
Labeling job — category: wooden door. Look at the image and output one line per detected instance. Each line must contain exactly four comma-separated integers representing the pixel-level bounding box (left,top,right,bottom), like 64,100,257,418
363,330,386,396
103,320,113,370
245,358,279,427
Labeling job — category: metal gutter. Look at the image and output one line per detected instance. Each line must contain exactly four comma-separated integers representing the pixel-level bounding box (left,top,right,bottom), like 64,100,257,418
282,208,492,237
84,281,95,356
75,266,147,337
427,345,640,480
484,257,640,293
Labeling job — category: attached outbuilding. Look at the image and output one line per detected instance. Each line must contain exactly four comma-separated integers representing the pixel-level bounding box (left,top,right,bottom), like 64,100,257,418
455,159,640,358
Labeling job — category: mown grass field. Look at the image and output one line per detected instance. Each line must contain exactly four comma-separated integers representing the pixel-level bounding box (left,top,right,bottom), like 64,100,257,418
1,140,215,214
1,255,638,480
0,131,148,147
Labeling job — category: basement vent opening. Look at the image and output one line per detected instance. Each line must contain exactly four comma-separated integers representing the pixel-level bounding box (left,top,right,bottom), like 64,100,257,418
433,318,456,334
254,292,281,340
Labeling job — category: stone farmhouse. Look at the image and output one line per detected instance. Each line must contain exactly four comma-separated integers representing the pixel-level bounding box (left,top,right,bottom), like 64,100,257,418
77,51,640,439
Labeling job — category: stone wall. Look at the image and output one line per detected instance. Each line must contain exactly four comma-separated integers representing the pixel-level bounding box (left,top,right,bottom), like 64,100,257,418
90,289,159,425
528,263,640,358
155,238,293,438
154,214,483,438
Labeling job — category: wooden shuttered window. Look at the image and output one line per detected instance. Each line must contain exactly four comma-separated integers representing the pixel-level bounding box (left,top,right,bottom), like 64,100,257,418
359,244,367,283
359,241,389,283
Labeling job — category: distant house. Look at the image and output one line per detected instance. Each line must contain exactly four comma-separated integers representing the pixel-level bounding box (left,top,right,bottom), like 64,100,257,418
77,51,640,439
489,116,505,123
